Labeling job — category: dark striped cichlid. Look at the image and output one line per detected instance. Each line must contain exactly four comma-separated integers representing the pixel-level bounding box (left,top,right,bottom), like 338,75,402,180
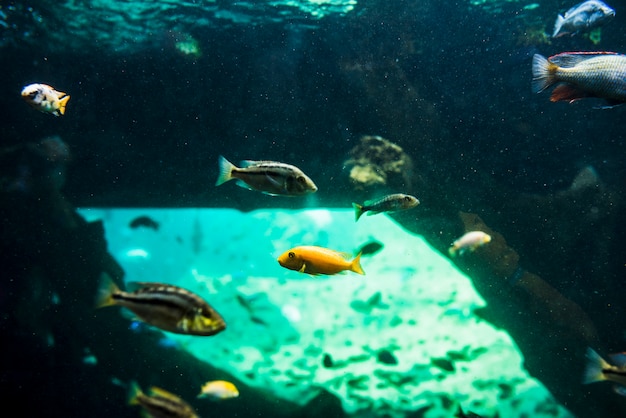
128,381,198,418
216,155,318,196
96,275,226,336
532,52,626,107
352,193,419,221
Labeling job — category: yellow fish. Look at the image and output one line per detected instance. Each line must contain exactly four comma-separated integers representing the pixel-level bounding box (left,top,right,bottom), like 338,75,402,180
448,231,491,257
198,380,239,400
278,246,365,276
21,83,70,116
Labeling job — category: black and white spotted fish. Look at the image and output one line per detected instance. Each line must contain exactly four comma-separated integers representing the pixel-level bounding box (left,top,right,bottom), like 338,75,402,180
21,83,70,116
215,155,317,196
96,275,226,336
352,193,420,221
128,381,198,418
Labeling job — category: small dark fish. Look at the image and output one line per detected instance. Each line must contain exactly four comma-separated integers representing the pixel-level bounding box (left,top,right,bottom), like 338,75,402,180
377,349,398,365
356,240,384,257
129,215,160,231
532,52,626,107
96,274,226,336
431,357,455,372
552,0,615,38
352,193,419,221
128,381,198,418
216,155,317,196
584,347,626,395
455,406,484,418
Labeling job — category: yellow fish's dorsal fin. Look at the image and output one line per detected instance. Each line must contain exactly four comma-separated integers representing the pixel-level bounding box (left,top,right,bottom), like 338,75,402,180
149,386,182,401
58,95,70,115
350,252,365,275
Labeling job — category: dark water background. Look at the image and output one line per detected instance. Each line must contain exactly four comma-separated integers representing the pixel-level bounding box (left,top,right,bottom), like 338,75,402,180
2,0,626,417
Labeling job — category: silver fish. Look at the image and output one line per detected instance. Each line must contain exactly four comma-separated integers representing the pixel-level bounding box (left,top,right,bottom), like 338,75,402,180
532,52,626,107
552,0,615,38
352,193,419,221
215,155,318,196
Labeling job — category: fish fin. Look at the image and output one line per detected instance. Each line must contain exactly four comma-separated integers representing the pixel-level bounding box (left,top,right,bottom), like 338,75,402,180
216,156,235,186
351,252,365,275
595,99,625,109
352,203,365,222
448,246,458,258
299,263,307,273
550,84,591,103
58,95,70,115
531,54,558,93
234,179,255,191
265,172,283,188
613,385,626,397
127,381,143,406
366,210,380,216
95,273,120,308
552,15,564,37
583,347,610,384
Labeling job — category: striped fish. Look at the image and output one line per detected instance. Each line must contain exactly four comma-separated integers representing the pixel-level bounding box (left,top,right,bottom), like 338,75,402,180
532,52,626,107
215,155,318,196
96,275,226,336
129,382,198,418
352,193,420,221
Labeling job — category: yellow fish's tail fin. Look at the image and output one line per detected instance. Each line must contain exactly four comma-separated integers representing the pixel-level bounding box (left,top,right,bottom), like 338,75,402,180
58,95,70,115
127,381,143,406
531,54,558,94
350,252,365,275
216,155,235,186
583,347,610,384
95,272,120,309
352,202,365,222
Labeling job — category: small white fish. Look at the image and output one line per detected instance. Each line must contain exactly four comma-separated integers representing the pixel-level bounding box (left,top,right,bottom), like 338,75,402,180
552,0,615,38
21,83,70,116
448,231,492,257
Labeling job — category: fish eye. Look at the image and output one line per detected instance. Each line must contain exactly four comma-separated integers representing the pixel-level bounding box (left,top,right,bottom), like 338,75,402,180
297,176,306,184
288,252,295,258
404,196,411,201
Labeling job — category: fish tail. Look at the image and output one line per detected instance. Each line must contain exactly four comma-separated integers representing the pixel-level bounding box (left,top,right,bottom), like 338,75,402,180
216,156,235,186
352,202,365,222
531,54,558,93
127,381,143,406
58,95,70,115
351,252,365,275
552,15,564,37
95,272,120,309
583,347,609,384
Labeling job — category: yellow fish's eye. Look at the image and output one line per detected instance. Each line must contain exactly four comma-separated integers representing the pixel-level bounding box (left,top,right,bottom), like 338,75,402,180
288,252,295,258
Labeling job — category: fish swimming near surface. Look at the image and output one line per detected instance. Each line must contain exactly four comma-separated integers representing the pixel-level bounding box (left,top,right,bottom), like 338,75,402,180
129,215,160,231
448,231,492,257
128,381,198,418
552,0,615,38
198,380,239,401
215,155,318,196
96,274,226,336
21,83,70,116
278,245,365,276
583,347,626,395
532,52,626,107
352,193,420,221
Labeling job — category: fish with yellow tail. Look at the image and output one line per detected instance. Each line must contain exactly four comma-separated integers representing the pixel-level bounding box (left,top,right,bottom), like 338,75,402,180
198,380,239,401
583,347,626,396
21,83,70,116
216,155,317,196
448,231,492,257
278,245,365,276
352,193,420,222
96,274,226,336
532,52,626,107
128,381,198,418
